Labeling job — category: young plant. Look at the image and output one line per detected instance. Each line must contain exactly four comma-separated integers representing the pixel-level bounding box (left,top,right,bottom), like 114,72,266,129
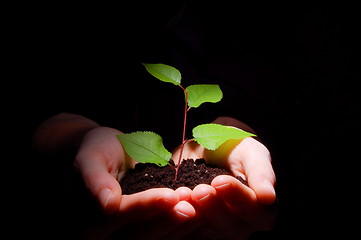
117,63,255,179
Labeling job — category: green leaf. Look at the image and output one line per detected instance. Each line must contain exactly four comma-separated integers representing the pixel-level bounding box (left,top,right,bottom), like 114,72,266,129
117,131,171,167
186,84,223,108
142,63,181,86
193,123,256,150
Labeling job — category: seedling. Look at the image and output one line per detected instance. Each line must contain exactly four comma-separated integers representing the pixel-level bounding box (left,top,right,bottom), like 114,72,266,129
117,63,256,179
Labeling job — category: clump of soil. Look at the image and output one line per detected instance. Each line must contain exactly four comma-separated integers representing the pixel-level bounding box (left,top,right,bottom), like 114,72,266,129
120,158,248,195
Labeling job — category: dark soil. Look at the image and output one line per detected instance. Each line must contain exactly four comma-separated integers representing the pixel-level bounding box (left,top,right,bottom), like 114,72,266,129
120,158,248,195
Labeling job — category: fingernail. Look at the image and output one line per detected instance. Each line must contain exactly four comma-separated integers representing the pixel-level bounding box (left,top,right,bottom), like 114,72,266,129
160,198,176,207
100,188,113,208
214,182,231,189
176,211,190,218
263,180,275,195
197,193,211,201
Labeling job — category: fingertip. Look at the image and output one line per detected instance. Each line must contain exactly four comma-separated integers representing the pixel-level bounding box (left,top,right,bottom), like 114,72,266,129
175,187,192,201
99,187,122,215
191,184,216,203
256,180,277,205
173,201,196,222
118,188,180,218
212,175,254,200
156,188,180,207
99,188,113,208
211,175,234,189
126,188,179,210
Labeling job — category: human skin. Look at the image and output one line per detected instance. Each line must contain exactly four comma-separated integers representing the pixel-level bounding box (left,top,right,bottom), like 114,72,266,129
171,116,277,239
33,113,277,239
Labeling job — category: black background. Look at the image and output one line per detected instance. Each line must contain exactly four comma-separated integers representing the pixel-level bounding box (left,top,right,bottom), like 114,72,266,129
6,1,360,239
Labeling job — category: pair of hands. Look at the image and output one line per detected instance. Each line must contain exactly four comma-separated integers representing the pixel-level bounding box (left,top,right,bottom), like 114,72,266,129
74,117,277,240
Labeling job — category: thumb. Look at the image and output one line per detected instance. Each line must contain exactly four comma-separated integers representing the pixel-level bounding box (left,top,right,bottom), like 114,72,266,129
248,173,276,205
79,160,122,214
74,126,125,214
240,138,276,205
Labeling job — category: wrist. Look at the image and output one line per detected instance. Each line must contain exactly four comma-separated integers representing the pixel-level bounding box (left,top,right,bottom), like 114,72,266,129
32,112,99,154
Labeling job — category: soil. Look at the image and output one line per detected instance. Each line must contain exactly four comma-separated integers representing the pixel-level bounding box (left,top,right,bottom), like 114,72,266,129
120,158,248,195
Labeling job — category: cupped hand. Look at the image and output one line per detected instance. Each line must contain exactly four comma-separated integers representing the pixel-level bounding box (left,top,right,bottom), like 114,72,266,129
171,116,277,239
74,126,197,239
74,126,127,214
74,117,277,239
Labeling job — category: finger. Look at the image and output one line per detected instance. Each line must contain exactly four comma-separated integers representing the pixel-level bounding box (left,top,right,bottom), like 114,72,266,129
238,138,276,205
213,176,278,232
74,127,126,214
191,184,250,239
159,197,204,240
172,200,196,222
119,188,180,218
112,201,196,240
86,188,180,239
159,212,203,240
127,206,194,240
175,187,192,201
114,200,195,240
212,175,257,216
78,159,122,214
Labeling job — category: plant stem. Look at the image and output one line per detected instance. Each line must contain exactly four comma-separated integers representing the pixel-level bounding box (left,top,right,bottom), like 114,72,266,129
175,85,189,180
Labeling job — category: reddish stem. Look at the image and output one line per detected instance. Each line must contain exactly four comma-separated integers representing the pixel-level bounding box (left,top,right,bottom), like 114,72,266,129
175,85,189,180
168,163,176,170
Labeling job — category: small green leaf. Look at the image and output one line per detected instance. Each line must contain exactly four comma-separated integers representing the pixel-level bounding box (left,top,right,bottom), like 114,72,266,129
193,124,256,150
117,131,171,167
142,63,181,86
186,84,223,108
